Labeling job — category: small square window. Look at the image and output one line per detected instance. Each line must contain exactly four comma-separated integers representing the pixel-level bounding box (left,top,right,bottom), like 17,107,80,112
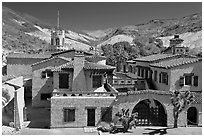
185,75,192,86
92,75,102,88
64,108,75,122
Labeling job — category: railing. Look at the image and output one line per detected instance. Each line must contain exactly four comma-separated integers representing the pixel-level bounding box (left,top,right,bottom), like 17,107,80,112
52,90,117,97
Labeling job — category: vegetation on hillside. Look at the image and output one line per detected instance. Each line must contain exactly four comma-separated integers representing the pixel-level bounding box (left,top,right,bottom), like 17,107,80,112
101,38,164,70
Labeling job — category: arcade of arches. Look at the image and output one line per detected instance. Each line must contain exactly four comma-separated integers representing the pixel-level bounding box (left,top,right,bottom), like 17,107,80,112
114,91,202,127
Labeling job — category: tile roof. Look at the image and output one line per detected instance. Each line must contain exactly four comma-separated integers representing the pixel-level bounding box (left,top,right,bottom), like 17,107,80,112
85,55,107,62
7,53,51,59
150,57,201,69
52,62,74,72
133,54,179,62
84,61,115,70
51,49,93,56
31,56,71,66
52,60,115,72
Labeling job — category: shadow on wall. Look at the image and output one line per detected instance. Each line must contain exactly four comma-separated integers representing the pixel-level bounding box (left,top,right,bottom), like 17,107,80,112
2,99,14,126
32,78,53,107
27,107,50,129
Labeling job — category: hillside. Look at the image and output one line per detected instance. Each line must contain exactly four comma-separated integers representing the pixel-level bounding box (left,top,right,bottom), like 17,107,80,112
88,12,202,55
2,6,98,61
2,6,202,66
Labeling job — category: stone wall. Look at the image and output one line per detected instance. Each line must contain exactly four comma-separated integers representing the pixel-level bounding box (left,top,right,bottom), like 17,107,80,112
50,96,116,128
50,92,202,128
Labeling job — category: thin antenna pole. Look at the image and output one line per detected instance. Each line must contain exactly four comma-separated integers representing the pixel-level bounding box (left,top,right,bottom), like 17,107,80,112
57,10,60,30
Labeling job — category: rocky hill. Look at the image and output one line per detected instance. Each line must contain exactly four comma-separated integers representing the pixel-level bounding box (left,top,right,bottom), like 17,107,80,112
88,12,202,55
2,6,202,65
2,6,98,63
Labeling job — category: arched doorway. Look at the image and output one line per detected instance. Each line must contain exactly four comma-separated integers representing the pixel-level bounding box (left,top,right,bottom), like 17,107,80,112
187,107,198,125
132,99,167,126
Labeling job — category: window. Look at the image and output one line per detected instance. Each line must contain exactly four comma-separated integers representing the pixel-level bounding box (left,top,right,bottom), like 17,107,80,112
123,65,126,73
101,107,112,122
129,66,132,73
179,76,184,86
141,69,144,77
145,69,148,78
41,69,53,79
41,71,46,78
159,73,161,83
154,71,157,81
46,69,53,77
63,108,75,122
56,38,60,45
161,72,168,85
193,76,198,87
92,75,102,88
59,73,69,89
138,68,141,76
184,74,193,86
41,93,51,100
51,39,54,45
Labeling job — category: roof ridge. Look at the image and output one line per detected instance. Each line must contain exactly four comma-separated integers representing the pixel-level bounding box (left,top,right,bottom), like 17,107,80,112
150,57,201,69
31,56,71,66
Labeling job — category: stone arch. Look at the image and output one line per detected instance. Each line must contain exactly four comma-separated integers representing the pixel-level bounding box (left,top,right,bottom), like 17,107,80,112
187,107,198,126
131,98,167,126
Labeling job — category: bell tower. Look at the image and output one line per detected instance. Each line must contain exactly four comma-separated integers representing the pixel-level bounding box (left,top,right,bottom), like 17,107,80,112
169,34,189,54
49,10,65,52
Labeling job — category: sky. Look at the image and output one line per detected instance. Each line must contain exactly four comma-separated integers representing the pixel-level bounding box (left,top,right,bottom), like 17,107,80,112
2,2,202,32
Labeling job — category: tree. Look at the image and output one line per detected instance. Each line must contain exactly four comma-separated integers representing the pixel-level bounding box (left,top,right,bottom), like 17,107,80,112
171,90,194,128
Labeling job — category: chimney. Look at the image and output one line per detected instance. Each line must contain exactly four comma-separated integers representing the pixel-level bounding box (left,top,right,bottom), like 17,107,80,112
72,51,87,91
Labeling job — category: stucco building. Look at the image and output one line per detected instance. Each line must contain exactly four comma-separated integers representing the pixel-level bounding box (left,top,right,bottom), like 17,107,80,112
120,35,202,127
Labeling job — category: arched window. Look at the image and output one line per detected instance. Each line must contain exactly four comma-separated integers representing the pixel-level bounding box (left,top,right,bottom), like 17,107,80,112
56,38,60,45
